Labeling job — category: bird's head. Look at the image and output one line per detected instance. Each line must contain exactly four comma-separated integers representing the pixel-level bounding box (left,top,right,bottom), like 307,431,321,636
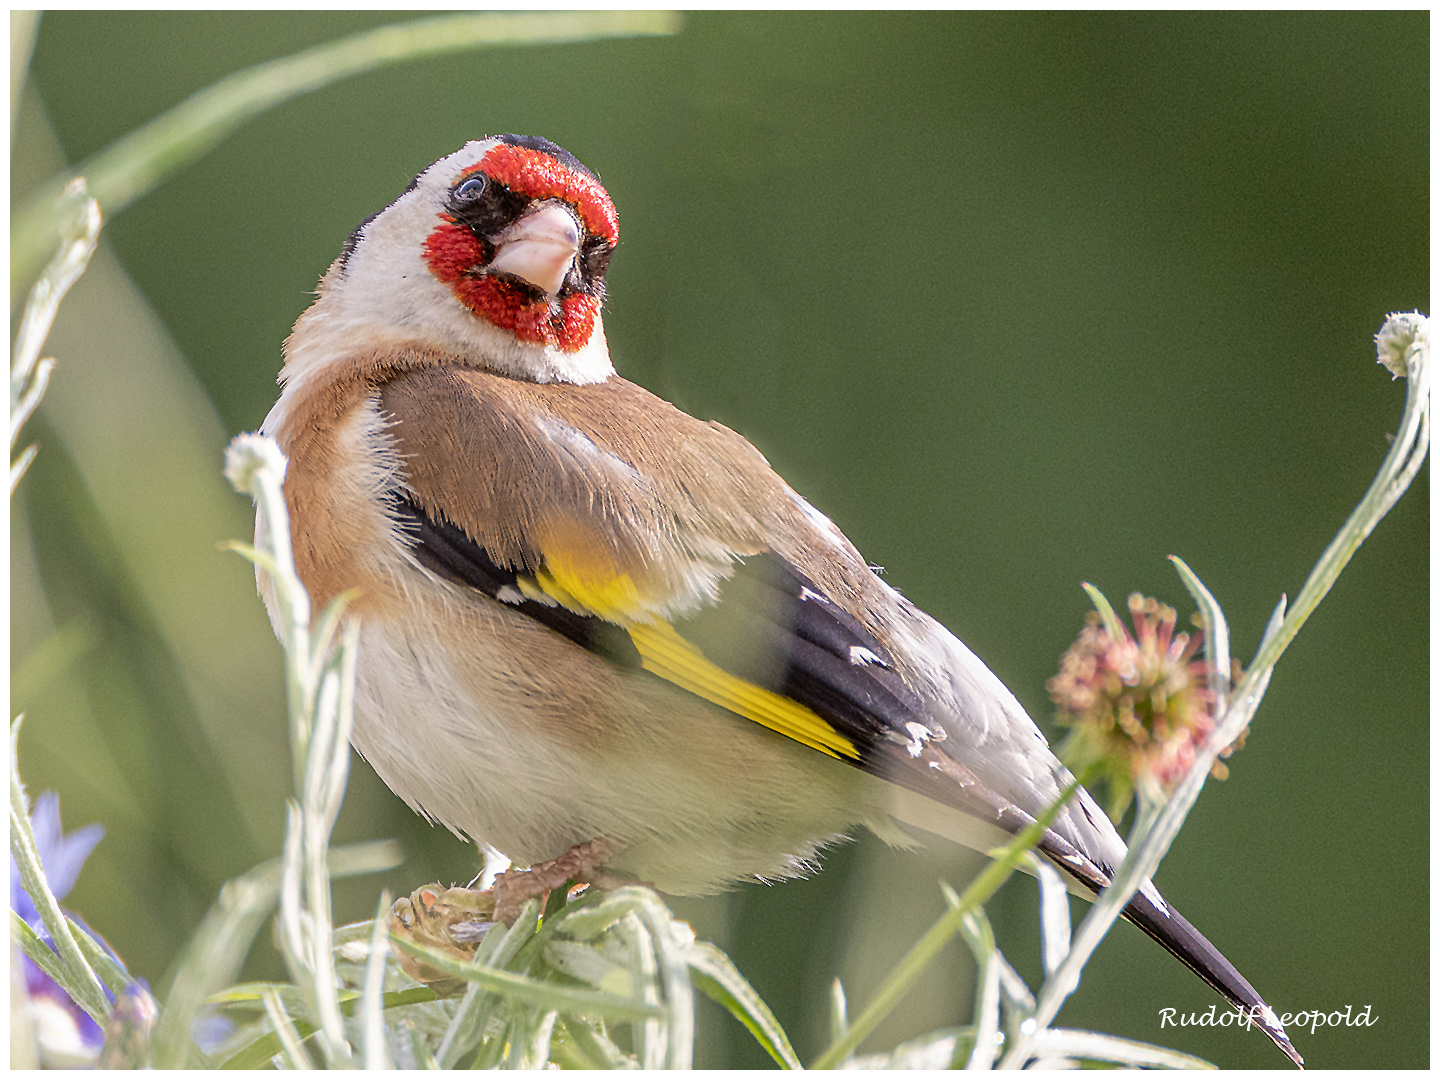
297,135,619,385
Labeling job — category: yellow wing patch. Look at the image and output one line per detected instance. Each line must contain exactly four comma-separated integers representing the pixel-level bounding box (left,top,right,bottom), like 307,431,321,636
535,544,647,624
629,621,859,761
534,564,643,624
532,549,859,762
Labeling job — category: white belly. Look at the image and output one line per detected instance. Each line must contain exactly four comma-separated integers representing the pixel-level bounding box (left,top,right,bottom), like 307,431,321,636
347,585,893,895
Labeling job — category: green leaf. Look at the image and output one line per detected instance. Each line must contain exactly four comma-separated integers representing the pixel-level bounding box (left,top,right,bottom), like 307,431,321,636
550,1015,632,1069
11,913,109,1025
1081,581,1126,642
389,934,663,1022
1169,554,1232,714
64,914,134,998
688,941,800,1069
151,840,400,1069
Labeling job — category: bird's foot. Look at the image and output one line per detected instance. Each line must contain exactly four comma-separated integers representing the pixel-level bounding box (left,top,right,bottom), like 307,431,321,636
492,839,626,925
390,881,498,992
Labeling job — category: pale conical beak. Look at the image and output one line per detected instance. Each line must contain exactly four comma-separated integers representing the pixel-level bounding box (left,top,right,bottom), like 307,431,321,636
487,201,582,298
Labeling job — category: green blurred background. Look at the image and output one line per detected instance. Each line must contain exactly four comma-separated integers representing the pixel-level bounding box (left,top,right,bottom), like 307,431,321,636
11,11,1427,1069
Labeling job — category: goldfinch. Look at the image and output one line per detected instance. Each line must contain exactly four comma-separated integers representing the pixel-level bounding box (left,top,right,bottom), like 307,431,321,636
259,135,1298,1066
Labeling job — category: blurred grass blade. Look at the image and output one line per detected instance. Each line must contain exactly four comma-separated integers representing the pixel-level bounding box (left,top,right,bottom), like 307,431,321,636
628,912,663,1068
10,177,100,489
9,616,99,715
828,978,849,1056
214,981,311,1018
407,1019,440,1069
9,718,110,1022
215,986,436,1070
9,442,37,494
810,776,1082,1069
844,1027,977,1070
64,914,134,998
553,1016,630,1068
11,177,99,414
689,941,801,1069
12,11,681,285
1036,1027,1216,1069
435,983,485,1068
10,912,107,1024
151,853,285,1068
209,981,434,1013
944,880,1035,1014
360,892,394,1069
519,1009,560,1069
262,986,316,1069
1028,853,1072,978
626,890,695,1069
151,839,399,1068
10,9,39,133
389,935,663,1022
956,910,1001,1070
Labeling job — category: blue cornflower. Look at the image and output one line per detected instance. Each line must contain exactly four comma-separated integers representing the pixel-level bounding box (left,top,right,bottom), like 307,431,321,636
11,791,109,1065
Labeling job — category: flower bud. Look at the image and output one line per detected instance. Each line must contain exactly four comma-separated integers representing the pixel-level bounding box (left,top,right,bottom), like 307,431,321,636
1049,593,1243,818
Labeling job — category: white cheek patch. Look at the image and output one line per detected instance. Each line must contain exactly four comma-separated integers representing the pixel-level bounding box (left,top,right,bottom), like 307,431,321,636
303,138,616,387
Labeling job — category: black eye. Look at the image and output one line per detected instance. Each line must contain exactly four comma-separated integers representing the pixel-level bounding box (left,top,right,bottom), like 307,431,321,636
454,176,487,200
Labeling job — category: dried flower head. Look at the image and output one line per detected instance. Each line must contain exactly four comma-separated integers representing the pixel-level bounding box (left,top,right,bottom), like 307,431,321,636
1050,593,1244,819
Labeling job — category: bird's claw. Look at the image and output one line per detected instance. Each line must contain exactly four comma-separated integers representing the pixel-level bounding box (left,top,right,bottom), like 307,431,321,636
492,839,625,925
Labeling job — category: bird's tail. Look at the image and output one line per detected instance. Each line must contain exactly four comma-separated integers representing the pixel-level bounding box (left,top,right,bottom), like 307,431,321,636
881,764,1302,1065
1121,886,1303,1068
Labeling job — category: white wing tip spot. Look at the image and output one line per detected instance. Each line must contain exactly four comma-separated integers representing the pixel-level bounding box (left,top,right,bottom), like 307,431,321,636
1140,879,1168,912
848,645,882,666
903,721,935,757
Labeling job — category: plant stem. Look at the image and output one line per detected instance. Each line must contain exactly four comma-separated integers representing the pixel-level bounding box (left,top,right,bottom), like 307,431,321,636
1003,313,1429,1066
810,779,1081,1069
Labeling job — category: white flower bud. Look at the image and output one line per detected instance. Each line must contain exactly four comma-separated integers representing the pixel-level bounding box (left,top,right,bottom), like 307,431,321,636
1374,311,1429,379
224,431,287,494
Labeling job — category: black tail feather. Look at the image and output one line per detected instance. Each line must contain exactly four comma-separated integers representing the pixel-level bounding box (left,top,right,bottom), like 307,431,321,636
1122,887,1303,1068
1036,829,1302,1067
